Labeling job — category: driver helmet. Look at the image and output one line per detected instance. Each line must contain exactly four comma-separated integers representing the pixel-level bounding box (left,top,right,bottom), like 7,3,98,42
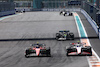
36,45,40,48
63,30,66,34
76,41,80,47
77,41,80,44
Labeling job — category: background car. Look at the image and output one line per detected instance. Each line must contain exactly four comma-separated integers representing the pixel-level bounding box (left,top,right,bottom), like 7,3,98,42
56,30,74,40
64,11,73,16
60,10,66,15
15,9,25,13
60,10,73,16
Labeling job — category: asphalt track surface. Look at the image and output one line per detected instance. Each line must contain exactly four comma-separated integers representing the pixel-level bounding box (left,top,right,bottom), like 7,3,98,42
0,12,91,67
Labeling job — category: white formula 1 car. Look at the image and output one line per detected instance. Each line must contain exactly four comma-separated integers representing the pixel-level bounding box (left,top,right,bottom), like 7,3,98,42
66,42,92,56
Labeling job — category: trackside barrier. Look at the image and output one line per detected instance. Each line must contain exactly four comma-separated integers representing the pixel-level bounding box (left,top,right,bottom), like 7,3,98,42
81,9,99,35
0,10,15,17
99,29,100,39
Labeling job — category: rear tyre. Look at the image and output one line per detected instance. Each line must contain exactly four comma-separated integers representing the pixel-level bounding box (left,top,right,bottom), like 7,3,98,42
25,55,29,58
66,52,69,56
88,50,92,56
47,53,51,57
25,50,30,58
89,53,92,56
66,50,69,56
56,36,58,39
64,14,66,16
72,37,74,40
69,33,74,40
46,48,51,57
70,13,73,16
60,12,62,15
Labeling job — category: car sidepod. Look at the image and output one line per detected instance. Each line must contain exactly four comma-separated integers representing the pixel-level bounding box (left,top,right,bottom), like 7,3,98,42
68,33,74,40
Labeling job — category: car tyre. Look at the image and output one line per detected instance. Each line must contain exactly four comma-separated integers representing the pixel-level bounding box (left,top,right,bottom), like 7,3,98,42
25,55,29,58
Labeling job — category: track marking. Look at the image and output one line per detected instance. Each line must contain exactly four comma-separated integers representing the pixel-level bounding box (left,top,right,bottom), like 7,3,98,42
73,12,100,67
0,13,22,21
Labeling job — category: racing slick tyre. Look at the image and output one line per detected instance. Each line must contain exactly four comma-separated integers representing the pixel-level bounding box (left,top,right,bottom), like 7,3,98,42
25,50,30,58
56,33,60,36
56,33,60,40
72,36,74,40
66,50,70,56
64,14,66,16
86,50,92,56
66,52,69,56
46,52,51,57
60,12,62,15
46,48,51,56
23,9,25,13
82,47,92,56
25,55,29,58
87,47,92,56
66,51,71,56
56,37,59,40
69,33,74,40
69,13,73,16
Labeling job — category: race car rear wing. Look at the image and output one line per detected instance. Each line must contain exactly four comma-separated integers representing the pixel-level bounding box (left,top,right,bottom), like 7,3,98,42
70,42,86,45
59,30,69,32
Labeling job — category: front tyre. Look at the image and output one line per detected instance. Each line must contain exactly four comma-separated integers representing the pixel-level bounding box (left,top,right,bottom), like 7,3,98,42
64,14,66,16
56,37,59,40
25,50,30,58
66,52,69,56
69,33,74,40
25,55,29,58
46,48,51,57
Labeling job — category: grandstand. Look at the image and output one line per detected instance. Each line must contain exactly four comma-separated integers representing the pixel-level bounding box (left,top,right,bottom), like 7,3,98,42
14,0,81,9
33,0,81,9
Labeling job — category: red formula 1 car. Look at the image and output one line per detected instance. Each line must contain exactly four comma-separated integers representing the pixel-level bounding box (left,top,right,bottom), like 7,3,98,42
25,43,51,58
66,42,92,56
